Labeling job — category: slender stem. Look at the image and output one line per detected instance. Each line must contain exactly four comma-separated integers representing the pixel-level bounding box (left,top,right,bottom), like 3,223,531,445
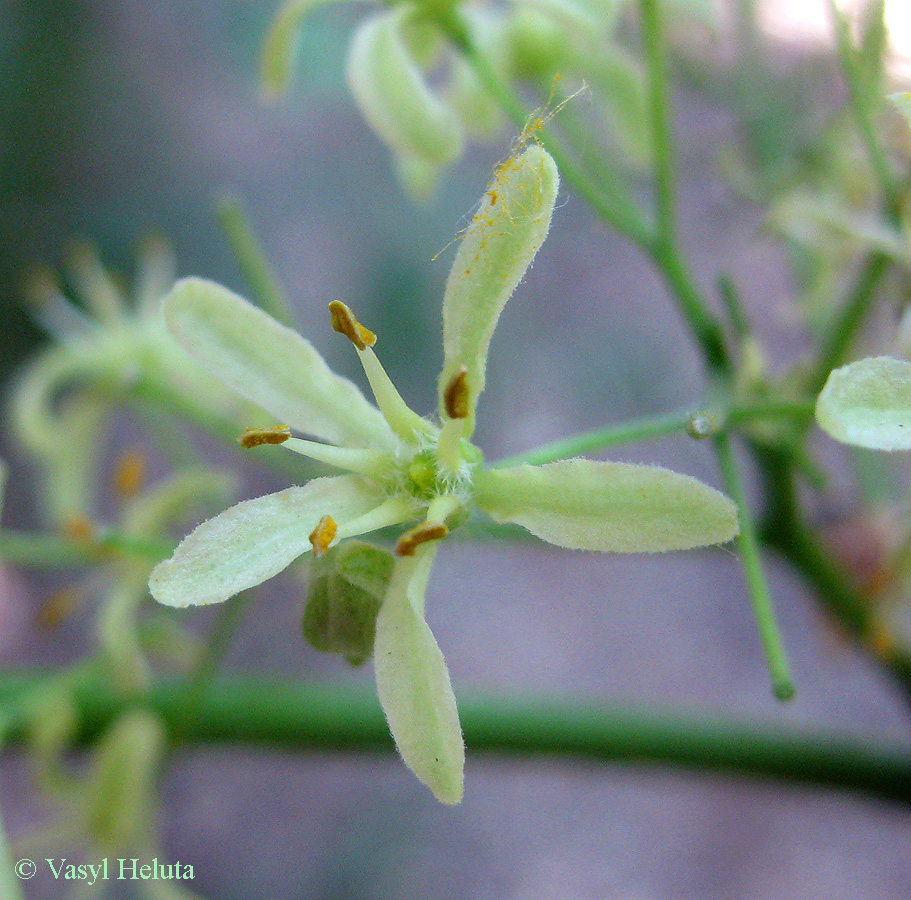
825,0,897,210
0,529,172,567
1,672,909,804
215,194,295,327
715,433,795,700
170,593,251,745
807,253,890,394
494,409,693,468
717,273,751,339
493,400,816,469
639,0,676,246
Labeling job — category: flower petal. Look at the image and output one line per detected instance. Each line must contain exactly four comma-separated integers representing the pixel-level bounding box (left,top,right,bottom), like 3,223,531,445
476,459,739,552
374,548,464,804
164,278,395,449
816,356,911,450
261,0,354,99
438,144,559,432
346,8,464,167
149,475,384,607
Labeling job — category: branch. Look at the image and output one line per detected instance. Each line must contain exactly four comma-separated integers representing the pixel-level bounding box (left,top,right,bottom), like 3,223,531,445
1,672,910,804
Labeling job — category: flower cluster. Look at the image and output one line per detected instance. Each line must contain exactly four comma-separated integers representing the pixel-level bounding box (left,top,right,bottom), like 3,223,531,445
261,0,647,196
149,145,738,802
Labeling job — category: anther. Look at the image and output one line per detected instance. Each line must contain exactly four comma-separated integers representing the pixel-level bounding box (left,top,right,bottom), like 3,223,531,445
239,425,291,448
309,514,338,557
329,300,377,351
395,522,448,557
442,367,470,420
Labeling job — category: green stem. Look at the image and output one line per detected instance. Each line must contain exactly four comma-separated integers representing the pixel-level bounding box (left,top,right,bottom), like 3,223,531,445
639,0,676,245
807,253,890,394
494,409,693,467
715,433,795,700
493,400,816,469
0,529,172,568
215,194,295,327
825,0,897,210
1,672,909,804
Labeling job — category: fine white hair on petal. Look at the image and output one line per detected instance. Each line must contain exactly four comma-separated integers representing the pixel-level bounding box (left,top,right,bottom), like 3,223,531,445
476,459,739,552
373,546,465,804
149,475,384,608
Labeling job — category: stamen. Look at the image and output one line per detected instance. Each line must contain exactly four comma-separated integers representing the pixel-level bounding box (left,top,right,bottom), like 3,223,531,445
283,438,392,476
329,300,376,350
359,348,430,441
426,494,463,524
395,522,448,556
442,367,470,420
309,515,338,556
239,425,291,448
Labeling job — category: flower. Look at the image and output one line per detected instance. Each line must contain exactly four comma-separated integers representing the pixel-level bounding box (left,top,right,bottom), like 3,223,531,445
148,145,739,803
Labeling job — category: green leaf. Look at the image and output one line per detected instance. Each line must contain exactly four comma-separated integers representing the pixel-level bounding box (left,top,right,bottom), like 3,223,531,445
149,475,384,607
438,144,559,433
373,548,464,804
346,8,464,167
816,356,911,450
476,458,740,552
164,278,395,450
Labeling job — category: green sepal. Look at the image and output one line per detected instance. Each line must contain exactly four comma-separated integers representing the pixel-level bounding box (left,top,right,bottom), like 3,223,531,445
303,540,395,666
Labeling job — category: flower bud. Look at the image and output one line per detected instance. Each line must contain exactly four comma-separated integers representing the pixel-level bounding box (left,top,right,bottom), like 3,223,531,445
346,8,464,167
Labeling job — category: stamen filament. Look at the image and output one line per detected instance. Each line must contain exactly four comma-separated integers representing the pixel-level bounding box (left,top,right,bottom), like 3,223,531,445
283,438,393,476
426,494,463,524
358,348,430,442
436,417,466,471
334,496,417,541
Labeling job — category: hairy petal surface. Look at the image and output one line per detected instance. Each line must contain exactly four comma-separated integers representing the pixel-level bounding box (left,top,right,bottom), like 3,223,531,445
438,145,559,432
816,356,911,450
149,475,384,608
165,278,394,449
346,8,463,167
374,547,464,804
476,459,739,552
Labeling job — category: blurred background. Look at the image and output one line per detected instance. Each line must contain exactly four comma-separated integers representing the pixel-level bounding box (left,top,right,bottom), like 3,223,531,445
2,0,911,897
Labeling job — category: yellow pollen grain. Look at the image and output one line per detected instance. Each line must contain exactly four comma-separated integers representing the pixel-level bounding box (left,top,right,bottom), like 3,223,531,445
239,425,291,448
114,449,147,498
443,367,470,419
329,300,376,350
309,514,337,557
395,522,448,556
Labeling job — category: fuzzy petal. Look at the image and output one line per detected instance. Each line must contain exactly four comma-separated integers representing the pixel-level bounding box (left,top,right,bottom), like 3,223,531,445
346,8,464,167
438,145,559,432
816,356,911,450
374,548,464,804
164,278,395,449
149,475,384,607
476,459,739,552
